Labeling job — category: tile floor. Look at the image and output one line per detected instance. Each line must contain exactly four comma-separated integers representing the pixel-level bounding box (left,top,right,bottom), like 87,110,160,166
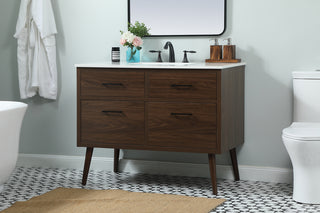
1,167,320,212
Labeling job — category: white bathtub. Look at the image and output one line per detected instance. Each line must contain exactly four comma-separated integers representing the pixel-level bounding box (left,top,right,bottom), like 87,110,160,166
0,101,27,193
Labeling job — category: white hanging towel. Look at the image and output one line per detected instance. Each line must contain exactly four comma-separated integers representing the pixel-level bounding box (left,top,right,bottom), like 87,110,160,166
14,0,58,100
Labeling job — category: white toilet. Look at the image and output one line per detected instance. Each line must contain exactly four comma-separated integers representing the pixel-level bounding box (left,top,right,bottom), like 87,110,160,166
282,71,320,204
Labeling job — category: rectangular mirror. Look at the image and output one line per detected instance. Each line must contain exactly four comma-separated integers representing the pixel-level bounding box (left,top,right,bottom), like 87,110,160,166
128,0,226,37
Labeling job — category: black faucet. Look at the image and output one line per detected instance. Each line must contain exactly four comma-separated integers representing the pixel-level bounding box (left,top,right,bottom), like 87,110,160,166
164,41,175,62
182,50,196,63
149,50,163,62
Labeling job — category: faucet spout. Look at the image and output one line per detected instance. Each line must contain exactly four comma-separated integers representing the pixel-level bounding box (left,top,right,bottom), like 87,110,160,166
164,41,175,62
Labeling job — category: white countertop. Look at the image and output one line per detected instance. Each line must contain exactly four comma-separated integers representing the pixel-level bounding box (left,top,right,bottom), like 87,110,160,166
75,62,246,70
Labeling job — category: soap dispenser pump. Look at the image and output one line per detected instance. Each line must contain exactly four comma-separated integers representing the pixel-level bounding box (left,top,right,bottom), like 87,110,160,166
222,38,236,60
209,38,222,60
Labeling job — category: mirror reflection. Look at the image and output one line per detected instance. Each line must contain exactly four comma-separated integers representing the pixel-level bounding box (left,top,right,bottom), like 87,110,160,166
128,0,226,36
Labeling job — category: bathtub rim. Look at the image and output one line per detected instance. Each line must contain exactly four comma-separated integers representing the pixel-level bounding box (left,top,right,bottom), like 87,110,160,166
0,101,27,112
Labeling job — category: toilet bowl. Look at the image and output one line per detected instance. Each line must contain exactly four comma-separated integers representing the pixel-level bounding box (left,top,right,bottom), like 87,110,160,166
282,71,320,204
282,122,320,204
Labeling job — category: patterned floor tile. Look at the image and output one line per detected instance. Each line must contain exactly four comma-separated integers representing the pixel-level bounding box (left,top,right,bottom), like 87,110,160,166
1,167,320,212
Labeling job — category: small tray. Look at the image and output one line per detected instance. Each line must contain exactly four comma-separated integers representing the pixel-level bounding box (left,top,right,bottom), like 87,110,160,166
205,59,241,63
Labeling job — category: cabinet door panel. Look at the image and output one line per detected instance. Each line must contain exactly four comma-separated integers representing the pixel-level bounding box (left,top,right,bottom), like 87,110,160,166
148,102,217,149
79,101,144,146
80,69,144,98
148,71,217,100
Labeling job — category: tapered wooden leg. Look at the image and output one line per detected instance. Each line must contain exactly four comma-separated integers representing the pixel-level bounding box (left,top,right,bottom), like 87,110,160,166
229,148,240,181
114,148,120,173
82,147,94,185
208,153,217,195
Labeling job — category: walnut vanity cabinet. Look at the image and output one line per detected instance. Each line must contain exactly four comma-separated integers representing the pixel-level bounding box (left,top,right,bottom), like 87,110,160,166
77,64,245,195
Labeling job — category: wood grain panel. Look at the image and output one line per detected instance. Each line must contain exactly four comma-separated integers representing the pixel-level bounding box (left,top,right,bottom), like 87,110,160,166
79,68,144,98
77,65,245,195
79,100,144,146
220,67,245,153
147,102,217,149
147,71,217,100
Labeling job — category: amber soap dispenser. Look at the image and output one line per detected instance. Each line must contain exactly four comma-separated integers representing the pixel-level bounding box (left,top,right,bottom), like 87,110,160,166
209,38,222,60
222,38,236,60
206,38,241,63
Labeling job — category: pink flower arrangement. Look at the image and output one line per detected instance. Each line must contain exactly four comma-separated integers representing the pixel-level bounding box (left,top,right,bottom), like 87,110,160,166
133,36,143,47
120,37,126,46
120,22,150,61
119,31,143,50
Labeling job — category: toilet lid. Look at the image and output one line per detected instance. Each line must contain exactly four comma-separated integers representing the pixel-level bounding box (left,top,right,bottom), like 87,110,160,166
282,122,320,141
293,71,320,79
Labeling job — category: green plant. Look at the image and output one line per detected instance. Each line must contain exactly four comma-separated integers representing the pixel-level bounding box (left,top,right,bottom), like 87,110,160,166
127,21,150,37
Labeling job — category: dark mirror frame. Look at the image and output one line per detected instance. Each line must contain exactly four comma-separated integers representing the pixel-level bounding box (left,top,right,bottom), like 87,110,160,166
128,0,226,37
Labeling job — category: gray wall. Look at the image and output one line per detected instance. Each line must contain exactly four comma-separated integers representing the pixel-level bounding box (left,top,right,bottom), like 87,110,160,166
1,0,320,169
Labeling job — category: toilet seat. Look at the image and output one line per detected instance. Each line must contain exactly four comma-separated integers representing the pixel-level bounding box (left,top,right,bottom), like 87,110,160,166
282,122,320,141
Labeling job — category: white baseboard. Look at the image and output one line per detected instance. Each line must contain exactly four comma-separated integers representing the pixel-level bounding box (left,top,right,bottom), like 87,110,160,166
17,153,293,184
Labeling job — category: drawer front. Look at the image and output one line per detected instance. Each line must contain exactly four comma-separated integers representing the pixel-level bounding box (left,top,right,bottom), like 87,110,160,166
79,101,144,146
79,69,144,98
147,72,217,100
147,102,217,149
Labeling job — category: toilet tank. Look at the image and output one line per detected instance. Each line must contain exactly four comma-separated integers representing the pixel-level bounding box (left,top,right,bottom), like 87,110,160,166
293,71,320,122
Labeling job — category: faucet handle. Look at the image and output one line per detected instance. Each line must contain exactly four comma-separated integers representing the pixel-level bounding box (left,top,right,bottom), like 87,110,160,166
149,50,163,62
182,50,196,63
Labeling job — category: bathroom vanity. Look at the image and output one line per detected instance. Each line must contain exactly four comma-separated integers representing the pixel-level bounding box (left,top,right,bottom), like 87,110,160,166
76,62,245,195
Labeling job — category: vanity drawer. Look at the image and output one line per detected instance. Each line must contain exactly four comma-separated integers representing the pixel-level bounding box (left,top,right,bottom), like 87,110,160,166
147,102,217,149
79,69,144,98
79,100,144,146
147,71,217,100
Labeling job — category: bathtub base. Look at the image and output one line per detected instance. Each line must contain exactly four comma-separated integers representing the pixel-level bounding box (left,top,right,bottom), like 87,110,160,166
0,101,27,192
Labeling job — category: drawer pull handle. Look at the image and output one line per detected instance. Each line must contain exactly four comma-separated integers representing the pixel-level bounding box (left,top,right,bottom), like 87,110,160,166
102,110,123,114
171,84,193,89
102,83,124,87
171,113,193,116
